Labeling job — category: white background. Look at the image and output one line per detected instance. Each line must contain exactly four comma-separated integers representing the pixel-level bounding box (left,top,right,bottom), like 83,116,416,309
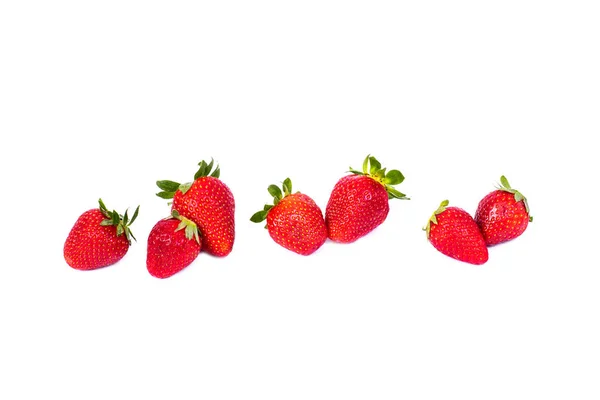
1,1,598,399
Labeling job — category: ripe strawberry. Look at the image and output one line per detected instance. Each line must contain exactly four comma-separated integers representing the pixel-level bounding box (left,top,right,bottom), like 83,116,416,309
325,155,408,243
424,200,488,265
147,210,202,279
64,199,139,270
475,175,532,246
156,159,235,257
250,178,327,255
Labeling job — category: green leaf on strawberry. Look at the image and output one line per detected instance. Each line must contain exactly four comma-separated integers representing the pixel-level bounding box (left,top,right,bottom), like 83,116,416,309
157,160,221,199
268,184,283,203
497,175,532,222
97,198,139,243
172,209,201,244
252,178,294,224
348,155,409,200
423,199,449,239
283,178,292,196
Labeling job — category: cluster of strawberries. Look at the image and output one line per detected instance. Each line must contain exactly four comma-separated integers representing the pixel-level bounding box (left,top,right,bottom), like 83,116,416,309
64,159,235,278
424,176,532,265
250,155,407,255
63,156,532,278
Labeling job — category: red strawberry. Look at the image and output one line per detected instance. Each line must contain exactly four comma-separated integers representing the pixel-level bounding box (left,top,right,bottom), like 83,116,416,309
64,199,139,270
251,178,327,255
425,200,488,265
147,210,202,279
475,175,532,246
156,159,235,257
325,155,408,243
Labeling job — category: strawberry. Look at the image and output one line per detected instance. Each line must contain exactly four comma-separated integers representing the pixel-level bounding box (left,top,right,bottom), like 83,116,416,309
424,200,488,265
325,155,408,243
156,159,235,257
147,210,202,279
64,199,139,270
250,178,327,255
475,175,532,246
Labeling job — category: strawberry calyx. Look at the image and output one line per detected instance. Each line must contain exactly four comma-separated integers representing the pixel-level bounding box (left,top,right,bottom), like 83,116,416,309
156,159,220,199
423,199,449,239
250,177,293,225
171,209,201,244
98,198,140,244
496,175,533,222
348,155,409,200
